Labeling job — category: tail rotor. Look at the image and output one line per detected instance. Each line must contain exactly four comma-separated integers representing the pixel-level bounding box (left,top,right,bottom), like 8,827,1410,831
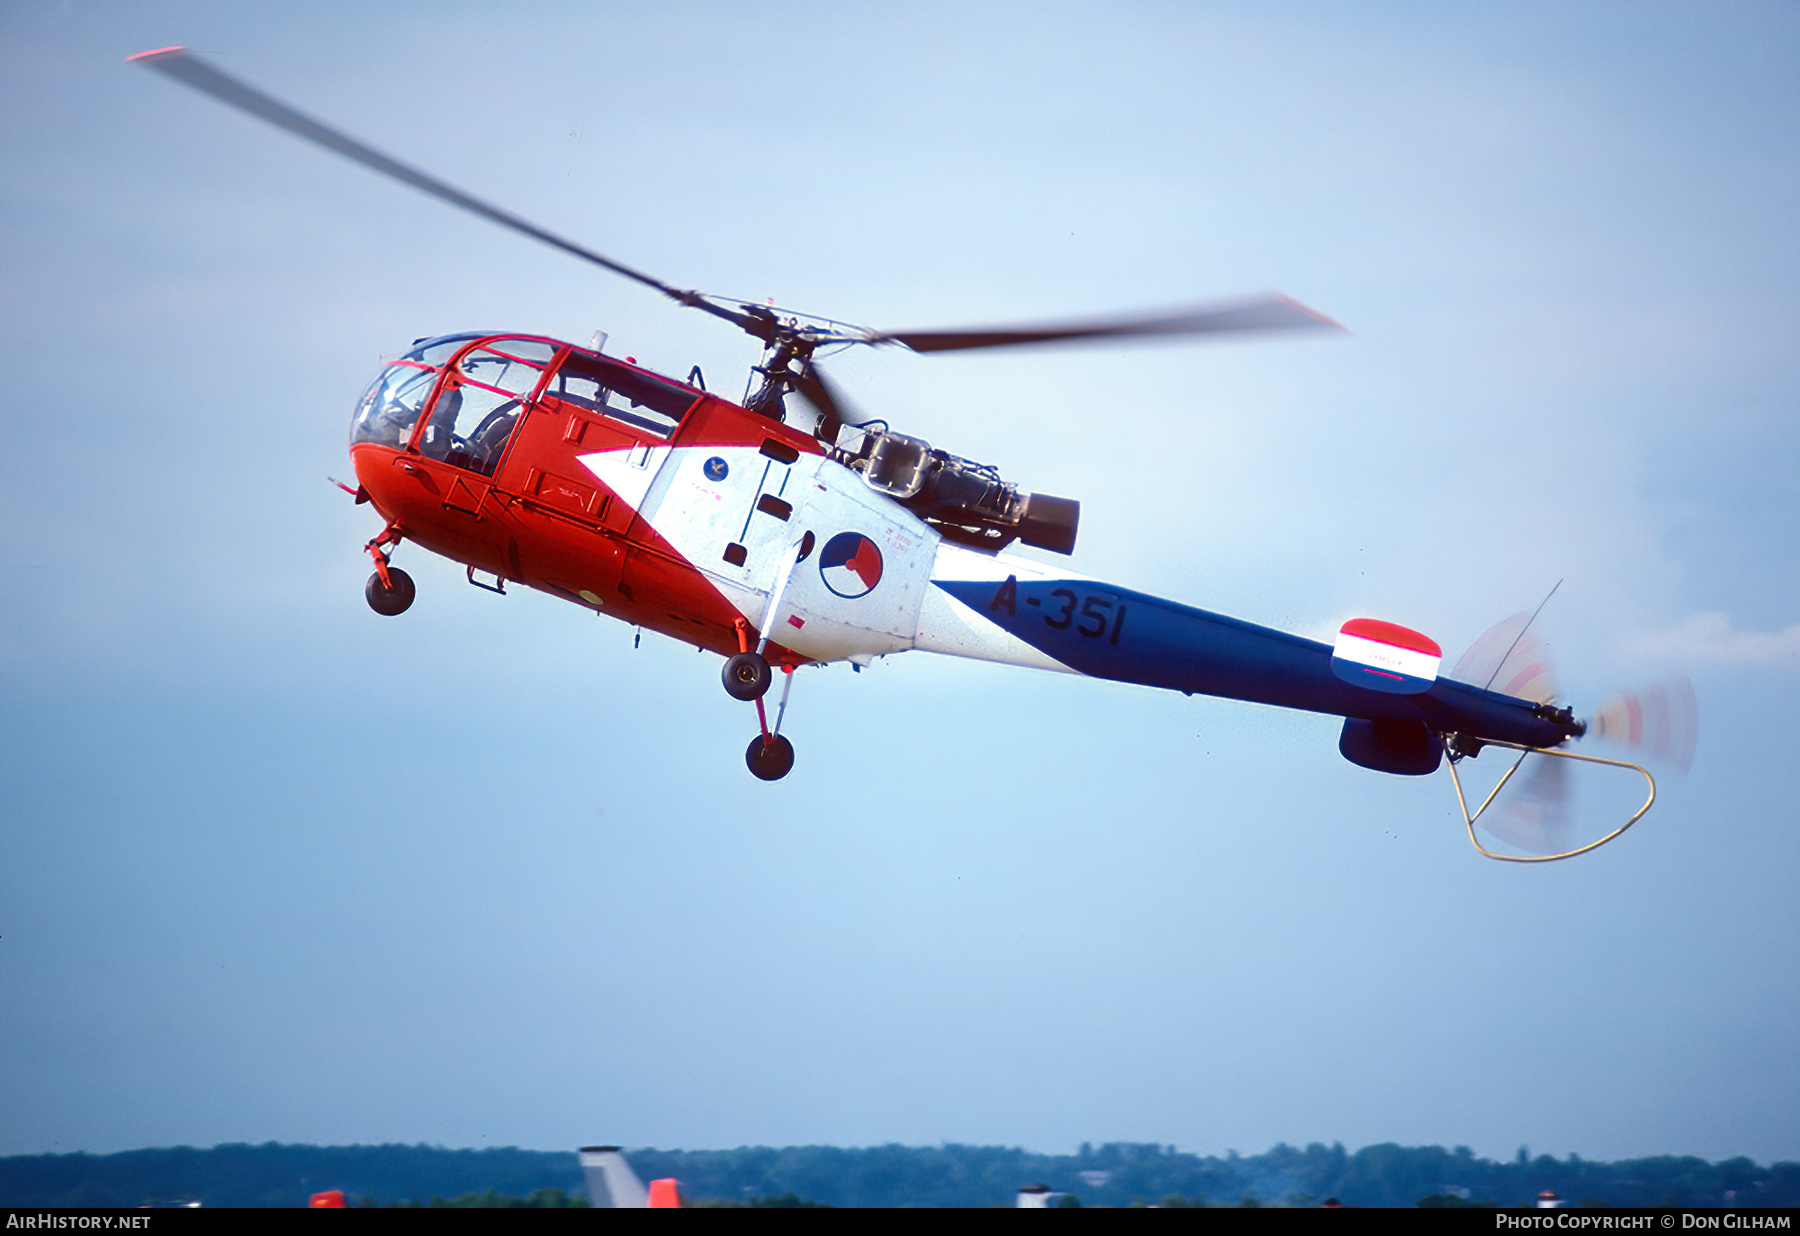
1448,608,1558,704
1480,750,1573,858
1444,610,1697,861
1590,676,1698,774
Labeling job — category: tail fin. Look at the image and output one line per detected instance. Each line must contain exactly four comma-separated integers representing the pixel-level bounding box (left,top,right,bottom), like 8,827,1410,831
579,1146,649,1208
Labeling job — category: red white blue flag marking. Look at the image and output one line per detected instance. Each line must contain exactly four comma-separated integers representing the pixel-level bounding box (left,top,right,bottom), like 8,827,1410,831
1331,618,1442,695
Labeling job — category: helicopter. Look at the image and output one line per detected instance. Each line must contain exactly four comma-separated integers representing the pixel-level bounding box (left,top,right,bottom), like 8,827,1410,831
133,47,1689,858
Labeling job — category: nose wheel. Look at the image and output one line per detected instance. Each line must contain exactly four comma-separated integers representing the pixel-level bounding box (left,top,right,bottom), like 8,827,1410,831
362,525,414,615
365,566,415,616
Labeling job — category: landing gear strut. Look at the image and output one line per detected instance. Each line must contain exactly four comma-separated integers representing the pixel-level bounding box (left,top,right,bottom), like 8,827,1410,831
730,616,797,780
363,524,414,616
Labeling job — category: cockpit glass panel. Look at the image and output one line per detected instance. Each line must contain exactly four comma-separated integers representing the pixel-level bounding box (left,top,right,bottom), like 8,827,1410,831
351,362,438,448
402,332,489,367
543,352,700,439
417,382,521,475
417,341,556,476
458,340,557,395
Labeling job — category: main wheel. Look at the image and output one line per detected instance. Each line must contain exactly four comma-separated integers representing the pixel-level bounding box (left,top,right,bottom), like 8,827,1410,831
365,566,416,616
745,734,795,781
722,651,772,701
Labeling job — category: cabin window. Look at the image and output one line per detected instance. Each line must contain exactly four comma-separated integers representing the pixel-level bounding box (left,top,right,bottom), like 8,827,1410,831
543,353,700,439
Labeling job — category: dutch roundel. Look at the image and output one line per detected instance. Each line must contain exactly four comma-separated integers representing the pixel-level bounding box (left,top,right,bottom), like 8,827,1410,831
819,532,883,599
1330,618,1442,695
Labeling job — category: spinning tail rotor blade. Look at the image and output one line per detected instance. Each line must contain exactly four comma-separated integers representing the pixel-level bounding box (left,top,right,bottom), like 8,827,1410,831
1448,609,1698,861
128,47,750,332
867,294,1343,354
1484,752,1571,856
1590,675,1698,775
1450,610,1558,703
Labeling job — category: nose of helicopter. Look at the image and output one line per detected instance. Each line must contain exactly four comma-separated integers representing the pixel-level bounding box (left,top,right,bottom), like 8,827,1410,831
348,333,500,452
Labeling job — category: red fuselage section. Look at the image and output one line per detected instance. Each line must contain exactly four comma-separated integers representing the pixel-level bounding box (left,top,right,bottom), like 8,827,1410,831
351,332,822,660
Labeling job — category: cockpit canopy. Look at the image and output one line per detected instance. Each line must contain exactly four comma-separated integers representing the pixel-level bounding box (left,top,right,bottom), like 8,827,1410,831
351,332,703,475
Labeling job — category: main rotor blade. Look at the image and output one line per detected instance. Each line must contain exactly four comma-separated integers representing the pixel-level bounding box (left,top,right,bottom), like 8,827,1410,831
791,359,864,441
868,293,1343,353
129,46,749,331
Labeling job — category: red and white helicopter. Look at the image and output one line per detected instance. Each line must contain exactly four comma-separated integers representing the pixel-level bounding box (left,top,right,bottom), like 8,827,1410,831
135,48,1692,859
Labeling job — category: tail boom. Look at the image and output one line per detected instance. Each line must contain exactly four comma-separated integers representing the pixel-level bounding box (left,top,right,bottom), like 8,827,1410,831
928,568,1570,749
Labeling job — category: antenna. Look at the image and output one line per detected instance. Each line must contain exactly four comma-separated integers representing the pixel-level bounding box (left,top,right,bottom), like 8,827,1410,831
1483,579,1562,692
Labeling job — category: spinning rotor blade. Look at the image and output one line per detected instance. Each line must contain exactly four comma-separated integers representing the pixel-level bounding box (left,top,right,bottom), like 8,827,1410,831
129,47,750,332
790,359,861,438
1482,752,1572,857
1454,609,1698,775
1591,676,1698,775
1450,623,1696,859
133,47,1346,368
1450,610,1559,703
867,294,1343,353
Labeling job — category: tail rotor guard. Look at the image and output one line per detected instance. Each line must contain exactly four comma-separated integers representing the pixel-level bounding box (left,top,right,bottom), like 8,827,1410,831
1442,736,1657,863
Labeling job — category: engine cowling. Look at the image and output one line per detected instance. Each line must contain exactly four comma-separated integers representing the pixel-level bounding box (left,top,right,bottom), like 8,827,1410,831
849,430,1079,554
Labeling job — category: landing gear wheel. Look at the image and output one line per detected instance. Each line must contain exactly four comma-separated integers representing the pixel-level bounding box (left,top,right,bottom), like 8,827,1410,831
745,734,795,781
365,566,416,616
722,651,772,701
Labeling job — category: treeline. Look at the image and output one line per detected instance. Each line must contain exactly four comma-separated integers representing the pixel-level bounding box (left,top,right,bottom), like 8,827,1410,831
1,1140,1795,1208
0,1143,581,1210
620,1142,1800,1208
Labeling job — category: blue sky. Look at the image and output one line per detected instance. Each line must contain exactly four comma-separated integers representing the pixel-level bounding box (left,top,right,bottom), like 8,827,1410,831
1,1,1796,1166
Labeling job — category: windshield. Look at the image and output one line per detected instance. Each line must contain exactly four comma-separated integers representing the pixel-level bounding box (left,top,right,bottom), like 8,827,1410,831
351,362,437,448
403,332,492,367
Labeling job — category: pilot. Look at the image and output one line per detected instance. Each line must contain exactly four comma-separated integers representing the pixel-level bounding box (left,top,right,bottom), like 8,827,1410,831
420,381,463,456
466,400,523,475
